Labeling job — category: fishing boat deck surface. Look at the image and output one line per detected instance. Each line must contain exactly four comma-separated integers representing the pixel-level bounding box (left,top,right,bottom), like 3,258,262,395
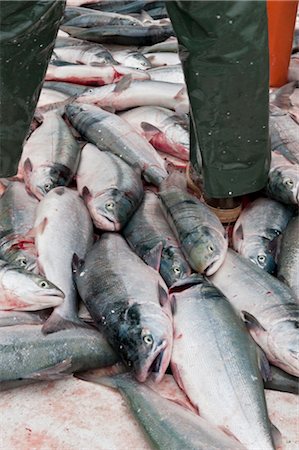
1,375,298,449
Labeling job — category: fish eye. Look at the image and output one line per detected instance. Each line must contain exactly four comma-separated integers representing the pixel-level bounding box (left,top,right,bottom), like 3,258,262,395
284,178,294,188
257,254,266,264
207,244,214,253
44,183,52,192
88,89,93,93
17,257,27,267
39,280,49,288
143,334,153,345
173,265,181,275
105,201,115,210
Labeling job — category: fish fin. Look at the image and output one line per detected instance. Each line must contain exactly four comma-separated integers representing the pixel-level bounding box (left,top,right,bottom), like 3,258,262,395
174,86,186,100
143,242,163,271
0,180,7,198
82,186,92,203
174,87,188,115
72,253,85,275
170,294,177,315
219,426,243,444
267,233,281,256
54,187,65,196
242,311,266,334
270,422,282,450
139,10,154,23
23,358,73,381
101,105,116,114
114,74,132,93
171,361,186,391
169,273,204,293
175,102,189,115
34,110,44,124
35,218,48,237
140,122,161,141
42,311,90,335
233,223,244,242
75,372,118,388
270,81,296,109
25,218,48,240
23,157,33,175
159,169,186,192
257,347,271,382
158,283,169,307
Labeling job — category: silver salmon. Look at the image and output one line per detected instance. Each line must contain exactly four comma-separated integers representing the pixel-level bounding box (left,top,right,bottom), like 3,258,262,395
77,143,143,230
78,372,245,450
0,179,38,272
0,324,118,382
34,187,94,334
0,260,64,312
65,103,168,186
158,173,228,275
277,215,299,299
267,105,299,205
73,233,173,383
170,278,278,450
18,111,81,200
74,78,188,113
46,62,150,86
232,198,293,274
210,249,299,376
123,190,191,287
119,106,189,160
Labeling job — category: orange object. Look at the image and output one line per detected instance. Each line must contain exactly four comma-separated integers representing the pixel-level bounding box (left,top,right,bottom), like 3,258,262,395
267,0,298,87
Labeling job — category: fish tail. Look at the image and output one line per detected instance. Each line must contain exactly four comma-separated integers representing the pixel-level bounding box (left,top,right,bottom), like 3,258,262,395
159,168,186,192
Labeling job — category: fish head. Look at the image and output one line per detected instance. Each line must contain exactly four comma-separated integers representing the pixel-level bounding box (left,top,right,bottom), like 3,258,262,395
26,164,72,200
268,165,299,205
241,238,277,274
185,226,228,275
117,303,173,383
267,314,299,376
2,238,39,273
6,249,39,274
160,247,191,287
2,268,64,311
123,53,152,70
87,188,136,231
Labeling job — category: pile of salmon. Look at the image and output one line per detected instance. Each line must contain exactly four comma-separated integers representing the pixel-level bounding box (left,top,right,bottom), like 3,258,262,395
1,2,298,449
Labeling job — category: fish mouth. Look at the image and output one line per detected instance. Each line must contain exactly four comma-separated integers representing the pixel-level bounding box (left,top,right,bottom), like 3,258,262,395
204,256,223,276
93,214,119,231
135,340,168,383
39,290,65,300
